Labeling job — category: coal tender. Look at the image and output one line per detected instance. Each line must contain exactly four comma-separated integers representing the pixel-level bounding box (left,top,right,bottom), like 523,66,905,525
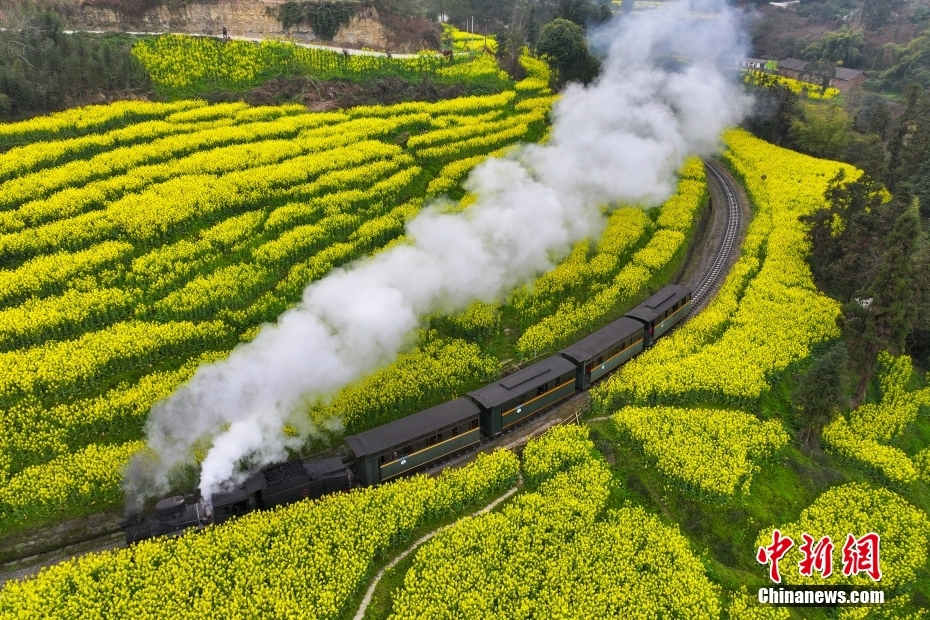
120,457,352,543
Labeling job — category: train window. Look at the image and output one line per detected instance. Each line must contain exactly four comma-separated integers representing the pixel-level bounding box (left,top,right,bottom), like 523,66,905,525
554,376,561,386
379,455,386,464
415,438,428,452
403,445,413,456
392,451,398,460
537,383,547,396
597,355,604,365
452,426,459,437
471,419,479,430
429,436,438,446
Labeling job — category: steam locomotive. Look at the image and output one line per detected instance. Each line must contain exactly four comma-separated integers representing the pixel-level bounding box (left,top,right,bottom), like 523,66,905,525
120,284,692,543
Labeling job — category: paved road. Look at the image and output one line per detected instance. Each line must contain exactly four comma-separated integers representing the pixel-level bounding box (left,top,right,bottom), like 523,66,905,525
59,29,440,59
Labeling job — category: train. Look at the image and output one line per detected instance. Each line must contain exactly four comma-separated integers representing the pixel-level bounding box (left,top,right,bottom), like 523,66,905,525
119,284,692,543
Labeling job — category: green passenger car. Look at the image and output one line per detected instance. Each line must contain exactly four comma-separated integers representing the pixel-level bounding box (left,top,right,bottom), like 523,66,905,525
467,356,577,437
624,284,692,346
345,398,481,486
559,316,644,390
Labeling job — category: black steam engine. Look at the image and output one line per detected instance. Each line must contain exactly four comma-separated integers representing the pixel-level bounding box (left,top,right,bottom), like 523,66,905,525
119,458,352,543
121,285,691,544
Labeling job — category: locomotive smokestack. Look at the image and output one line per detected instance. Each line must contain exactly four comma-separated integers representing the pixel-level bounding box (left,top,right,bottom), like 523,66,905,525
126,0,751,507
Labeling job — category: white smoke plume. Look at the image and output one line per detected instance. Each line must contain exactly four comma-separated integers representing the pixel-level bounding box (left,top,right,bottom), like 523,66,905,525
125,0,751,508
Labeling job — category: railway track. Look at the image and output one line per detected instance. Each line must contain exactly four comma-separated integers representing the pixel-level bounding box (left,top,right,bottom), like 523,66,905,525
690,157,742,314
0,156,748,586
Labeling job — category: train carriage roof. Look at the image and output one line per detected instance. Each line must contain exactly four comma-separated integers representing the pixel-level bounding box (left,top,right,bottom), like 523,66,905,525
624,284,692,324
467,355,576,409
559,316,644,364
345,397,480,458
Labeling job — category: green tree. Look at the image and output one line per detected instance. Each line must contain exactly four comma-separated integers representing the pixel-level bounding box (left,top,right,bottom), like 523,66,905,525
862,0,903,31
536,17,599,85
791,104,850,160
792,342,848,446
885,85,921,190
843,132,887,180
842,195,920,405
277,1,356,39
851,92,891,138
802,26,864,67
0,5,149,121
910,231,930,366
556,0,611,26
743,77,801,146
877,29,930,91
803,172,890,301
494,23,528,76
525,4,540,50
895,91,930,193
797,0,859,22
910,158,930,219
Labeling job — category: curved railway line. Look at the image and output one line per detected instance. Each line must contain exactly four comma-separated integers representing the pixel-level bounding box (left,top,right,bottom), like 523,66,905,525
690,158,742,313
0,157,749,588
422,157,745,460
352,156,746,618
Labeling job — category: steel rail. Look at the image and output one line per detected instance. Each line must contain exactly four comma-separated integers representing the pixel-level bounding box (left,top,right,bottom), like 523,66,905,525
689,157,741,314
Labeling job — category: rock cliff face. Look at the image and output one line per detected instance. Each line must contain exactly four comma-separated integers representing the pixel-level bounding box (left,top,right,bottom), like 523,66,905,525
67,0,390,49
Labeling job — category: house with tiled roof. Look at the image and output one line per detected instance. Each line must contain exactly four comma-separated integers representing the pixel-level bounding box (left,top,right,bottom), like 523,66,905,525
777,58,866,92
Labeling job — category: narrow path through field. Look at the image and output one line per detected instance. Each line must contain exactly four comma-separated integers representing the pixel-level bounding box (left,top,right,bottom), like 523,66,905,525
352,482,521,620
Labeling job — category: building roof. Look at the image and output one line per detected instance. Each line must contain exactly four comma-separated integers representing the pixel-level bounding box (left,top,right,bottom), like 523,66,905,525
780,59,864,81
834,67,865,81
624,285,692,324
778,57,809,72
345,397,479,458
559,317,643,364
467,356,576,409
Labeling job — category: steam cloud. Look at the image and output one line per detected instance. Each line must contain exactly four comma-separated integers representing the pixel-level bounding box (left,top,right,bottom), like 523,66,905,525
125,0,751,508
